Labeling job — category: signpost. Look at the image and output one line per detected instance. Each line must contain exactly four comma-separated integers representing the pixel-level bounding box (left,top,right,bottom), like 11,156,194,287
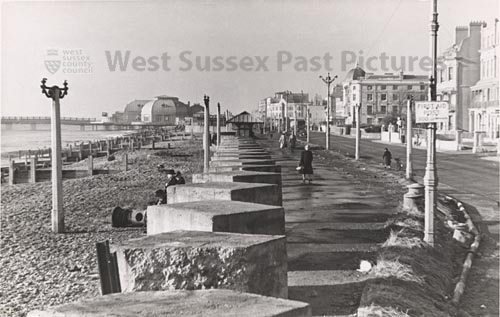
415,102,449,123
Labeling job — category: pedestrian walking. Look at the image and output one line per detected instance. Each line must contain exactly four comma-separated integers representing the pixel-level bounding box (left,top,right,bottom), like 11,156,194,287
279,133,287,149
289,133,296,152
382,148,392,169
298,144,314,184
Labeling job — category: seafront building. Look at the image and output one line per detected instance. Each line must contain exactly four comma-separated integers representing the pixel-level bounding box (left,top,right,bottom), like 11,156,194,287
436,22,483,131
342,66,429,126
469,18,499,140
258,92,310,132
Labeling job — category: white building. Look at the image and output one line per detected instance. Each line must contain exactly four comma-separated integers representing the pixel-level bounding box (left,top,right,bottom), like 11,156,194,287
469,18,499,140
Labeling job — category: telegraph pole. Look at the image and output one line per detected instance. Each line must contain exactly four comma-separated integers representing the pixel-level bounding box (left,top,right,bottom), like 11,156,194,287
406,96,413,179
424,0,439,246
41,78,68,233
203,95,210,173
319,73,337,150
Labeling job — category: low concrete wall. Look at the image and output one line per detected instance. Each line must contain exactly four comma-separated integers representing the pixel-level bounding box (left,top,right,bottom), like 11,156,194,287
27,290,311,317
111,231,288,298
147,200,285,235
167,182,282,206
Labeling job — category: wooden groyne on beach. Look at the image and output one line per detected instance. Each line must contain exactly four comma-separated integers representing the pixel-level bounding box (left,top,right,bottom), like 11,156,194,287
3,127,193,185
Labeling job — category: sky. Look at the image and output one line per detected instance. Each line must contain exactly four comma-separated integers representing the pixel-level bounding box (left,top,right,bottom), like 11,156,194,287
1,0,498,117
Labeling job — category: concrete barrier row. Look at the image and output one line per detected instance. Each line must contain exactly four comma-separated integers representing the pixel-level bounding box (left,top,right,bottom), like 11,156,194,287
29,135,312,317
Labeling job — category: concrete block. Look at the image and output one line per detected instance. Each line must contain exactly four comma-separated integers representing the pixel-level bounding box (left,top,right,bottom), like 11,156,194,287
147,200,285,235
27,289,311,317
193,170,282,186
167,182,282,206
209,164,282,174
110,231,288,298
210,159,276,167
211,153,271,161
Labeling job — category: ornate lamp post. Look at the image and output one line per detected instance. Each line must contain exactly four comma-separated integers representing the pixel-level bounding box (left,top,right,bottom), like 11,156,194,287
203,95,210,173
355,103,361,160
424,0,439,246
406,96,414,179
319,73,337,150
41,78,68,233
216,102,221,146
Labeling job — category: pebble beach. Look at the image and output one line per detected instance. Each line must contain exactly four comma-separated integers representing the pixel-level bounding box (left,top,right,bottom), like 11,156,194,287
0,139,203,317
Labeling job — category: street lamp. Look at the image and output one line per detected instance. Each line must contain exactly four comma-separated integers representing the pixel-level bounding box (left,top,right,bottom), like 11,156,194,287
41,78,68,233
319,73,337,150
406,96,414,179
203,95,210,173
355,103,361,160
423,0,439,246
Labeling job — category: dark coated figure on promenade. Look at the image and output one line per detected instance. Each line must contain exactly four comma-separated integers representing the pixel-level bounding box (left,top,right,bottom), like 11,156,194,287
289,133,297,152
383,147,392,169
299,144,314,184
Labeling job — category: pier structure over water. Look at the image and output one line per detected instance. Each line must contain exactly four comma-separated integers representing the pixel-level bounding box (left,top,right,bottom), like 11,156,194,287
1,116,175,131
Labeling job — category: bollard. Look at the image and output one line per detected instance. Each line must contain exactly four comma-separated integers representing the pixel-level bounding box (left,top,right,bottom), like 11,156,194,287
88,155,94,176
9,159,15,185
403,183,425,211
167,142,171,149
30,157,37,183
123,154,128,171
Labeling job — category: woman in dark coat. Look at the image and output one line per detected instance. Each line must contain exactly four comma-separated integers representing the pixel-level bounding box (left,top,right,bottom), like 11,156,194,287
299,144,314,183
382,148,392,169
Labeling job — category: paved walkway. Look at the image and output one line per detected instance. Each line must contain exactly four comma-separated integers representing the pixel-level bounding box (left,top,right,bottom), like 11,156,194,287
257,137,399,316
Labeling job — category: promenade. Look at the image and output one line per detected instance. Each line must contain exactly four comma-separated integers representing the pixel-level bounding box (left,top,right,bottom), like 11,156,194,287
256,136,405,316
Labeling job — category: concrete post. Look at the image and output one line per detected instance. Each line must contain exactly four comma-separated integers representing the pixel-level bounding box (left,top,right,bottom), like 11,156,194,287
472,131,485,153
203,95,210,173
217,103,221,146
30,157,37,183
8,159,15,185
406,97,413,179
41,78,68,233
455,130,463,151
123,154,128,171
88,155,94,176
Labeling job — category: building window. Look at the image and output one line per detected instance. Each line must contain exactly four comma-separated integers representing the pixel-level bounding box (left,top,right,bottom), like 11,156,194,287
392,106,398,113
420,85,425,90
420,94,426,101
367,85,373,90
367,106,373,114
448,67,453,80
381,105,387,113
392,94,398,101
381,93,387,101
367,94,373,101
407,85,413,90
367,118,373,125
380,85,386,90
352,94,356,101
439,70,444,83
393,85,398,90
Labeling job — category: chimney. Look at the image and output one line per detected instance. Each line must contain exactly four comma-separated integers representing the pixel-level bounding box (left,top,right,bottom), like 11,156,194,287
187,101,191,107
469,21,485,37
455,26,469,44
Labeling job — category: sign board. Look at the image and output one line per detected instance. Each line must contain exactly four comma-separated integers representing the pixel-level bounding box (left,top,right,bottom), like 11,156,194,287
415,102,449,123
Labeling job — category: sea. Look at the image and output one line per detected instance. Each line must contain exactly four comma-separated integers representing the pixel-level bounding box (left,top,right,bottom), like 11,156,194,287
1,124,134,167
